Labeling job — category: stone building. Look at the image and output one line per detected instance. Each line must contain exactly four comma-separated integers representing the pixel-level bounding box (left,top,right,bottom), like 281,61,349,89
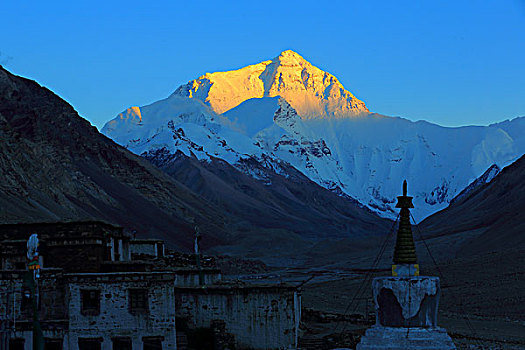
66,272,176,349
0,221,131,272
0,221,301,350
0,222,176,350
175,285,300,349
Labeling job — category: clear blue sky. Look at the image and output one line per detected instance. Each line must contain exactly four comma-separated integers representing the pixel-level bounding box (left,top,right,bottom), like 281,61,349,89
1,0,524,129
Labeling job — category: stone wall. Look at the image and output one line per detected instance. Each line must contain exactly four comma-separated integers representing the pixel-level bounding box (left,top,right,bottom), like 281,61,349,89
0,240,26,270
175,285,301,350
130,239,164,259
0,269,66,329
373,276,440,327
172,269,222,287
5,327,67,350
66,272,177,349
0,269,68,350
1,222,302,350
0,221,128,272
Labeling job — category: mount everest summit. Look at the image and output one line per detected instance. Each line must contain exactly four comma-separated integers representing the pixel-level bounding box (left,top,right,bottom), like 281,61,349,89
102,50,525,220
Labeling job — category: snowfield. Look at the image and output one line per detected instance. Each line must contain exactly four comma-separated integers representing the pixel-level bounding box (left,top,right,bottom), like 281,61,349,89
102,50,525,221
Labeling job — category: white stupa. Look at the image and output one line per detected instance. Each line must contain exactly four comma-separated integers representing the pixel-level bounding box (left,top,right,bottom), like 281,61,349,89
356,181,456,349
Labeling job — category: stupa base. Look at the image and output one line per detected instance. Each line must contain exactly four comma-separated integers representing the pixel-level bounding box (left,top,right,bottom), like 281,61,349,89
356,325,456,350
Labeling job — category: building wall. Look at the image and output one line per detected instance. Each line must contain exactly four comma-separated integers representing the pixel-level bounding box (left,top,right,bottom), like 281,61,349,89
1,222,303,350
66,272,177,350
173,269,222,287
175,286,301,350
0,270,67,326
0,221,129,273
130,240,163,259
46,240,107,272
0,269,68,350
6,328,68,350
0,241,26,270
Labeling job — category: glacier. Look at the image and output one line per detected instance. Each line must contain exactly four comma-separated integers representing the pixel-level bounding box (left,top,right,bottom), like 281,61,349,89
101,50,525,221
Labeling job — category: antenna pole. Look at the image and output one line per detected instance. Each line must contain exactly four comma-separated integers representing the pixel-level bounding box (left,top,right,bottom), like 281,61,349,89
26,234,44,350
194,227,204,286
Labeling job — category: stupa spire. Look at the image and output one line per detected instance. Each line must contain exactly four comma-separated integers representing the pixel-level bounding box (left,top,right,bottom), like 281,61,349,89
392,180,418,276
357,180,456,349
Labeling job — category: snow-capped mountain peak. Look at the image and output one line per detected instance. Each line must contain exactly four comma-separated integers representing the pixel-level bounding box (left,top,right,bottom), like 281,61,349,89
173,50,369,118
102,51,525,221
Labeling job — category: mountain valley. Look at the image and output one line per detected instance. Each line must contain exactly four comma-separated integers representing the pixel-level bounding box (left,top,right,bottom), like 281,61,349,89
0,64,391,265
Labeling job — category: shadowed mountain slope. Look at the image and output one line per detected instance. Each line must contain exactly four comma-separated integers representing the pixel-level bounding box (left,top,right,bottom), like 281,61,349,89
0,65,229,250
143,148,392,263
0,66,390,263
420,154,525,255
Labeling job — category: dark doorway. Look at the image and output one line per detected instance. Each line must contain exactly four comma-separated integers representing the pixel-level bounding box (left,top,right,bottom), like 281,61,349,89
45,338,63,350
78,338,102,350
113,337,132,350
9,339,24,350
143,337,163,350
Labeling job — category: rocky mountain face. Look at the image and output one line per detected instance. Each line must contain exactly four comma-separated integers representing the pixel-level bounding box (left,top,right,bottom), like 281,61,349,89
173,50,369,118
449,164,500,205
0,65,235,250
143,149,392,265
102,50,525,220
421,154,525,255
0,65,391,265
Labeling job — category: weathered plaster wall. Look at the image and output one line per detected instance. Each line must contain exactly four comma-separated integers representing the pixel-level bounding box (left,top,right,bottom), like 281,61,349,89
0,221,128,272
373,276,440,328
0,269,68,349
0,269,66,327
6,329,68,350
173,269,222,287
66,272,177,350
130,240,163,258
175,286,301,349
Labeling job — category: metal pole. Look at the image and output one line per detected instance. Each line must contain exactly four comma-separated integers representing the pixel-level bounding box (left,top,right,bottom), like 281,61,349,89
24,272,43,350
194,226,204,286
11,287,15,350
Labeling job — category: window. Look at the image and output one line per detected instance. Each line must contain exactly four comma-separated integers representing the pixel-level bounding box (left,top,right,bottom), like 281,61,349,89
143,337,163,350
114,239,121,261
112,337,132,350
105,245,113,261
129,288,148,313
45,338,63,350
9,339,25,350
156,243,164,257
81,290,100,315
78,338,102,350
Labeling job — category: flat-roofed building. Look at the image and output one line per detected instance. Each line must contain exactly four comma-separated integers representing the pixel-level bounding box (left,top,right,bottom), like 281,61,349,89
0,221,301,350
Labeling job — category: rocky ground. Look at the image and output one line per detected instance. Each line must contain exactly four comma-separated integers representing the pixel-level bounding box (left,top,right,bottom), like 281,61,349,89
297,248,525,349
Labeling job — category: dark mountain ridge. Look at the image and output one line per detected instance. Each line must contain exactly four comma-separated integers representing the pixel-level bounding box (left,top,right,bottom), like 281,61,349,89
421,154,525,255
0,65,228,249
0,66,391,264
